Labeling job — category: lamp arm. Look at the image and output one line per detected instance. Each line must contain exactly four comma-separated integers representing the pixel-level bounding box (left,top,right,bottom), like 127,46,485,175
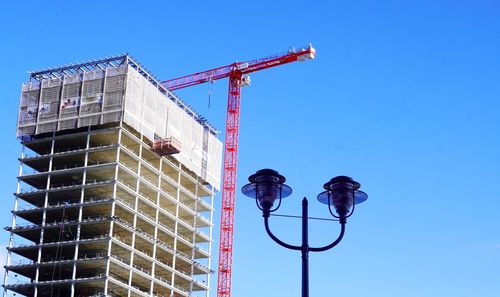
309,222,346,252
263,216,301,251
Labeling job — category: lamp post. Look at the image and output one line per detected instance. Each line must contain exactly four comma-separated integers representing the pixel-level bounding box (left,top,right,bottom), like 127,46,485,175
241,169,367,297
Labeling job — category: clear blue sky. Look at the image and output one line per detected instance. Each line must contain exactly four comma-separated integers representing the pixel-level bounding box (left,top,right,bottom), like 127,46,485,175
0,1,499,296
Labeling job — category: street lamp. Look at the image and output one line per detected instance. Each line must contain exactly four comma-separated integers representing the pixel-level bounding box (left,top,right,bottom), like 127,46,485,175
241,169,367,297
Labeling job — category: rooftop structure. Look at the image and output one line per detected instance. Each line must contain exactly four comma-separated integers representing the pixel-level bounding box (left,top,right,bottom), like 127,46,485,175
4,55,223,297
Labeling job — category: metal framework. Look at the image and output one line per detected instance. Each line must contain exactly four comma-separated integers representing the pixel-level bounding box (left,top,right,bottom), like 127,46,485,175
162,45,316,297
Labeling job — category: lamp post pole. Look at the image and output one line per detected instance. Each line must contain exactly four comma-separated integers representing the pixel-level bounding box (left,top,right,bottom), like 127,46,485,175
242,169,366,297
301,198,309,297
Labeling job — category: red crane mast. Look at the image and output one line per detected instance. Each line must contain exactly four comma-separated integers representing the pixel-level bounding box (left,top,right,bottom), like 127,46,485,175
162,45,316,297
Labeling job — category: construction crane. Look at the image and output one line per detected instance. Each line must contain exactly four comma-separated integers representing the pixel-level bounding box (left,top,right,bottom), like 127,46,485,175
162,44,316,297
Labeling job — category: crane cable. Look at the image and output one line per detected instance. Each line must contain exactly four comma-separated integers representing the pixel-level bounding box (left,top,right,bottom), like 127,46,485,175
208,78,214,109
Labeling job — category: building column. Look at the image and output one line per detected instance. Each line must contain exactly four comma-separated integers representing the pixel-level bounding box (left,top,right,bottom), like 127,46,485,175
206,186,215,297
127,134,142,297
70,127,91,297
170,166,181,296
150,157,162,295
104,127,121,295
34,134,55,297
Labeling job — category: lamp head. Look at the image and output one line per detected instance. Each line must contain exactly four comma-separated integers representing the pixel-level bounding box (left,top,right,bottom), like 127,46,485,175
317,175,367,218
242,169,292,214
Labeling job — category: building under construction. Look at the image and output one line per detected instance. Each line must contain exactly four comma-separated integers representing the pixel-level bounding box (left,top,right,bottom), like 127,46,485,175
3,55,223,297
